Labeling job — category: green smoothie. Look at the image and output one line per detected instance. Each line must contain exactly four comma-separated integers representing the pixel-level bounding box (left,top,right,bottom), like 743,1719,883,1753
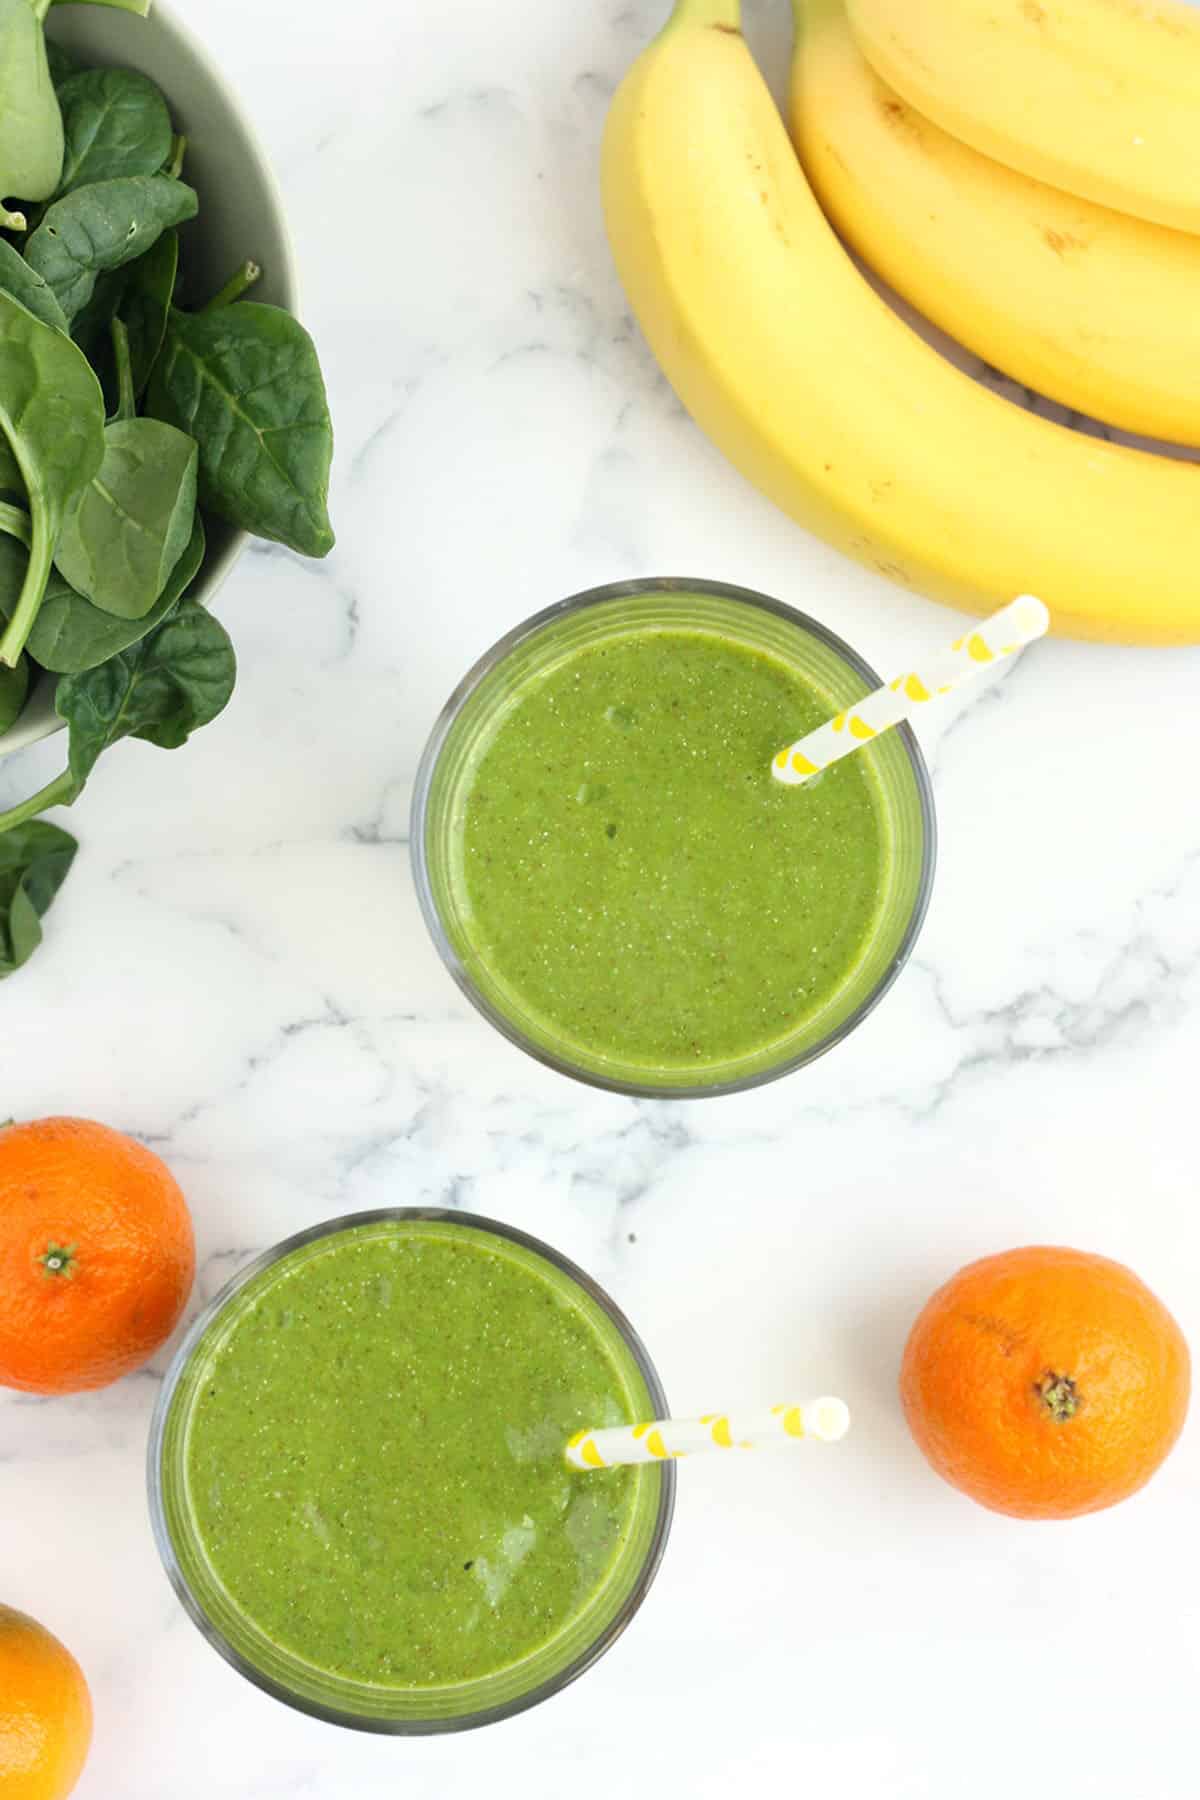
177,1220,656,1695
454,627,886,1073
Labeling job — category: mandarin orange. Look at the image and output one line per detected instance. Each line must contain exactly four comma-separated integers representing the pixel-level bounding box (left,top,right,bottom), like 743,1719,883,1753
0,1116,194,1394
901,1245,1190,1519
0,1604,93,1800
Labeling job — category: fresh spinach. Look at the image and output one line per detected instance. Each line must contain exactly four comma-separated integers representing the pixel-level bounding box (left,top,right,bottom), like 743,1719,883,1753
0,239,67,333
0,533,78,648
0,649,27,733
198,258,259,313
120,226,176,396
4,512,205,674
49,317,198,619
0,17,336,976
25,174,198,323
0,442,24,500
55,415,197,618
0,499,30,544
148,300,335,558
0,819,77,978
69,263,130,398
61,598,235,770
0,599,235,831
163,133,185,181
44,36,81,89
50,0,152,13
0,0,63,230
0,288,105,667
56,66,172,194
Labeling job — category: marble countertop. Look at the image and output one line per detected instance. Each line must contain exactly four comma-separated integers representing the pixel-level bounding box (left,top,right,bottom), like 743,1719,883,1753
4,2,1199,1796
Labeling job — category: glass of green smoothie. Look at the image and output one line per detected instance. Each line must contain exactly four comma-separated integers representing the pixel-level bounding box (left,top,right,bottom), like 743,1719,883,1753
413,579,935,1096
149,1209,674,1733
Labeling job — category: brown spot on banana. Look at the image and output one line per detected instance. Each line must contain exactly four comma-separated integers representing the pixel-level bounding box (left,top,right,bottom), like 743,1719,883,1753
1043,227,1087,257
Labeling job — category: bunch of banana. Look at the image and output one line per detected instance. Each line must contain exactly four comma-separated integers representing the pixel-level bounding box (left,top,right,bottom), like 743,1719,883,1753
846,0,1200,235
602,0,1200,643
793,0,1200,447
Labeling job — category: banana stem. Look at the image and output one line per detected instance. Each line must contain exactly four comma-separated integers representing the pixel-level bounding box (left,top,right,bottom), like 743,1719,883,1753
670,0,741,30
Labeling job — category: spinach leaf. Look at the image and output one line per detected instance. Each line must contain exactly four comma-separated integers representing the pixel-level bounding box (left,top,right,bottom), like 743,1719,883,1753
0,538,88,665
121,227,177,396
0,288,105,667
50,0,151,13
0,239,67,333
0,500,30,545
0,650,28,734
56,67,172,194
0,531,72,643
0,0,64,226
0,600,235,833
54,416,197,618
69,263,129,399
0,821,77,980
44,36,82,89
199,259,259,312
8,513,205,674
163,133,185,181
0,440,24,500
61,598,234,779
148,302,335,558
25,175,198,323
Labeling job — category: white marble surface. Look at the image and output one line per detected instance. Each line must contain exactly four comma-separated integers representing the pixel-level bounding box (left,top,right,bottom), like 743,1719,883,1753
4,1,1200,1795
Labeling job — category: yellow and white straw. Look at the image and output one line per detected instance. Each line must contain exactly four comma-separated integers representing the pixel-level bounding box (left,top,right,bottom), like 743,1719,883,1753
565,1397,850,1470
772,594,1050,787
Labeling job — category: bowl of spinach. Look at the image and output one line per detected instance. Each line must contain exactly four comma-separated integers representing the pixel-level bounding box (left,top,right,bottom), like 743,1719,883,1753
0,0,334,976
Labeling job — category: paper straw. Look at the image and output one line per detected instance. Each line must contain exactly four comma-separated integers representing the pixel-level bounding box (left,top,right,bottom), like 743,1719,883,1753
772,594,1050,787
565,1397,850,1470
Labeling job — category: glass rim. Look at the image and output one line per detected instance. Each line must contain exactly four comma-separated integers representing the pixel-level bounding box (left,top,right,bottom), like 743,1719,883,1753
147,1206,676,1736
410,576,938,1099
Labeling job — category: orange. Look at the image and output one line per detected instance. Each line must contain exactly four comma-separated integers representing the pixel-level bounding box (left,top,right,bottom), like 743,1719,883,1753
0,1117,195,1395
902,1245,1190,1519
0,1604,93,1800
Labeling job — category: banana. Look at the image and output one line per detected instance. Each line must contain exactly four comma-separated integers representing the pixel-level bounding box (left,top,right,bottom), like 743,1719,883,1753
792,0,1200,447
845,0,1200,236
601,0,1200,644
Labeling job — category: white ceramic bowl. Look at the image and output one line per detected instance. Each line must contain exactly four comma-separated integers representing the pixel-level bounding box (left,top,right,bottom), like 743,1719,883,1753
1,0,297,757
